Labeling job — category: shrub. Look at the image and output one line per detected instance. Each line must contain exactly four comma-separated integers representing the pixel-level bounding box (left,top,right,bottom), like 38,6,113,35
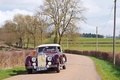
116,53,120,64
64,49,120,65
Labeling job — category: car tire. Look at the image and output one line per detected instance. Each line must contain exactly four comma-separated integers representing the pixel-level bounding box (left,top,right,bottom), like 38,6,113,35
56,64,60,73
63,65,66,69
27,69,32,74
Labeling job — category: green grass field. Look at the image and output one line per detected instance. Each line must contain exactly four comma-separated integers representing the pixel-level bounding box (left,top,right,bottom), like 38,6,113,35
91,57,120,80
0,67,26,80
61,37,120,53
1,37,119,52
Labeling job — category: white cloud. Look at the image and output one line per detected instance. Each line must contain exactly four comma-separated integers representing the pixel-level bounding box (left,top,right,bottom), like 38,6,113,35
80,23,96,34
82,0,101,14
81,0,120,36
81,16,120,36
0,9,33,26
0,0,43,27
0,0,43,11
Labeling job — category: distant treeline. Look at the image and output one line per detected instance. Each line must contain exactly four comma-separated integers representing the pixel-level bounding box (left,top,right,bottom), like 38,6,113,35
81,33,104,38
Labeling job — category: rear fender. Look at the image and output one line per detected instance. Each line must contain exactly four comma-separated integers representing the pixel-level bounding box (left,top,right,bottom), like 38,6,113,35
63,54,67,62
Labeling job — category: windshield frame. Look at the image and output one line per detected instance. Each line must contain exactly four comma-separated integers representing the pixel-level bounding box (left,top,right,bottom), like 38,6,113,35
37,46,58,54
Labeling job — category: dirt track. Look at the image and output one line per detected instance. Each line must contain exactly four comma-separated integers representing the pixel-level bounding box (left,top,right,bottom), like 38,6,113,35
4,54,101,80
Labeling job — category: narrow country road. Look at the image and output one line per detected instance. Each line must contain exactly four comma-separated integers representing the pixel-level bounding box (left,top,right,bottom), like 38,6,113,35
4,54,101,80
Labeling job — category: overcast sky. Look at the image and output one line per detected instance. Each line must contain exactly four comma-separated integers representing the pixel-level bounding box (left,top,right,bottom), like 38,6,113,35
0,0,120,36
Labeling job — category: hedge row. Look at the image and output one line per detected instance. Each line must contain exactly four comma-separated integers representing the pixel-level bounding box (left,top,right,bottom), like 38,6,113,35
0,50,36,69
64,49,120,65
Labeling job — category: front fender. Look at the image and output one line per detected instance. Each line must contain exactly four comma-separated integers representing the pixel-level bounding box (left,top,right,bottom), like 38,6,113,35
25,56,32,67
54,55,59,64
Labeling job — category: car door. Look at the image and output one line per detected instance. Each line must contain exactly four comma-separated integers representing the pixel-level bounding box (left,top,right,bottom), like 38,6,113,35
57,46,64,64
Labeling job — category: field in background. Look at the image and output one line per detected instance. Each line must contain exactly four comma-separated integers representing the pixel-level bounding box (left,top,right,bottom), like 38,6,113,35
61,37,120,53
0,37,120,52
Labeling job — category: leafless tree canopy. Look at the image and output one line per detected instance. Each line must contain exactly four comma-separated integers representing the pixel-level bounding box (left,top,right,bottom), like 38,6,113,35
37,0,86,44
0,14,49,49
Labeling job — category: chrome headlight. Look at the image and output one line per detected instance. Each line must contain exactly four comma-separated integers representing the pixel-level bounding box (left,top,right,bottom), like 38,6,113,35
48,62,52,65
32,63,36,66
32,57,36,62
47,56,52,61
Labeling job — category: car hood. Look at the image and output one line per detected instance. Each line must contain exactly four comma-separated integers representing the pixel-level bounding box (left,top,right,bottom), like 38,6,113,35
37,52,59,57
44,52,58,57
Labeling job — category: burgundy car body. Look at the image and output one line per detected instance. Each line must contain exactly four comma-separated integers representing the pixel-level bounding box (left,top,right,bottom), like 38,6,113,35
25,44,67,74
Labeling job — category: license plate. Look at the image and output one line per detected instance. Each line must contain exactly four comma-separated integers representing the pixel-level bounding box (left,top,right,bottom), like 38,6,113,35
36,67,47,71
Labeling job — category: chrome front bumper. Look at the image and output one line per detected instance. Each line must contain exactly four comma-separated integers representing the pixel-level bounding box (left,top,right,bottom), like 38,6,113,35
26,64,58,71
36,64,57,71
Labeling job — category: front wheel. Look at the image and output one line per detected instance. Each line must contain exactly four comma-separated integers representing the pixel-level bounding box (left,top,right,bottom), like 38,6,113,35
27,69,32,74
56,67,60,73
56,64,60,73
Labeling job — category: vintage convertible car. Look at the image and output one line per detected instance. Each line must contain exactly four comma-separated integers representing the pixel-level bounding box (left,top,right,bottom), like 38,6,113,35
25,44,67,74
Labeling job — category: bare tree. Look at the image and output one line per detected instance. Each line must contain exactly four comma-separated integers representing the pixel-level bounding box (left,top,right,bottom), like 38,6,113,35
0,20,17,47
37,0,86,44
65,24,80,44
13,14,27,48
24,15,40,48
1,13,50,49
23,15,33,48
36,14,49,44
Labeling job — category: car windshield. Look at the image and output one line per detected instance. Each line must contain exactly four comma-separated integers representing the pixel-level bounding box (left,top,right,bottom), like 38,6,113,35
38,46,57,54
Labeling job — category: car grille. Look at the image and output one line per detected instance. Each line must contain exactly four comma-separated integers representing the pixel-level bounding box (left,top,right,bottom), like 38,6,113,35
38,54,46,67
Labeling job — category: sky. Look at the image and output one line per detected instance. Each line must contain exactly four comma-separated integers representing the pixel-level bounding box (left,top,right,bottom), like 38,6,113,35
0,0,120,36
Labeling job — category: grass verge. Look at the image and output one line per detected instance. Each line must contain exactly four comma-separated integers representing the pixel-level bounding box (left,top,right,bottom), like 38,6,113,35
0,67,26,80
91,57,120,80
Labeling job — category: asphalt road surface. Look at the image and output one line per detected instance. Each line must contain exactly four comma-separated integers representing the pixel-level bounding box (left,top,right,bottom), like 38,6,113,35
4,54,101,80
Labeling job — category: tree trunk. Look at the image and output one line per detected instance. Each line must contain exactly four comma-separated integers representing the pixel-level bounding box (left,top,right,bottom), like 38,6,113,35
26,38,30,49
33,36,36,49
19,37,22,48
58,37,61,45
54,30,58,44
40,31,43,44
58,29,62,45
58,34,63,45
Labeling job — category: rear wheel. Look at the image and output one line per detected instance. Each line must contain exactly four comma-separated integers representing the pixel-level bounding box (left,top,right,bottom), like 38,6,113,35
27,69,32,74
63,65,66,69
